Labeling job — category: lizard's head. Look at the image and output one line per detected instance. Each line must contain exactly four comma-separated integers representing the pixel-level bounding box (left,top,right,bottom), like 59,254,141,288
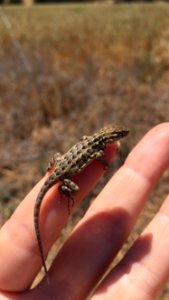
99,124,129,144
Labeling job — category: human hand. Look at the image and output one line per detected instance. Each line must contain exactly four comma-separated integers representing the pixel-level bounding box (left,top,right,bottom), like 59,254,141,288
0,123,169,300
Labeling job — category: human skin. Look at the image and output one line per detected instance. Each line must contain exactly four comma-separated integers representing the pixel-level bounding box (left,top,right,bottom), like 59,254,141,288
0,123,169,300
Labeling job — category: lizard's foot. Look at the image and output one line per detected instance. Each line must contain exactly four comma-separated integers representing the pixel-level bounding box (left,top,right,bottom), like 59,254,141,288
96,156,110,170
59,179,79,214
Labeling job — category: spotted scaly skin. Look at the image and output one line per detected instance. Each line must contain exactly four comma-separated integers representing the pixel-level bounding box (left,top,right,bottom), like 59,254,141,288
34,124,129,277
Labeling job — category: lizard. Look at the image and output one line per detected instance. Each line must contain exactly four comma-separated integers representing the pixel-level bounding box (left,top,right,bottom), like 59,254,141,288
34,124,129,277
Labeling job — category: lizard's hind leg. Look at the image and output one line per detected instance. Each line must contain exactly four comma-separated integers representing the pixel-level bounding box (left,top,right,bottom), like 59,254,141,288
59,179,79,213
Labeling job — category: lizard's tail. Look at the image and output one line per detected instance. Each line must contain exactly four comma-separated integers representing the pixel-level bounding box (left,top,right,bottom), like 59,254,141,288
34,175,57,278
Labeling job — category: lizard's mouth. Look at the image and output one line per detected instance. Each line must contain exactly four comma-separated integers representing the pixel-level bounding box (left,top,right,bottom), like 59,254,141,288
119,129,130,138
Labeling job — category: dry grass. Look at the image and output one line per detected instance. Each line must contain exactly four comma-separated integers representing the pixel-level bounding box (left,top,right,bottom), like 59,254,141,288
0,3,169,297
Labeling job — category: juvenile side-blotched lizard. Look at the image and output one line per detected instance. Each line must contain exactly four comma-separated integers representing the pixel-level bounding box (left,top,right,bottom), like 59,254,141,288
34,124,129,276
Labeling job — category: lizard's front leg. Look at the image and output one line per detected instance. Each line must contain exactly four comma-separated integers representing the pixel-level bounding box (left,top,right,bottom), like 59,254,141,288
59,178,79,213
47,152,62,172
92,149,110,170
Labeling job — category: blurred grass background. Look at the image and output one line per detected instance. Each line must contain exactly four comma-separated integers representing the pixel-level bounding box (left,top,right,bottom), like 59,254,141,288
0,3,169,297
